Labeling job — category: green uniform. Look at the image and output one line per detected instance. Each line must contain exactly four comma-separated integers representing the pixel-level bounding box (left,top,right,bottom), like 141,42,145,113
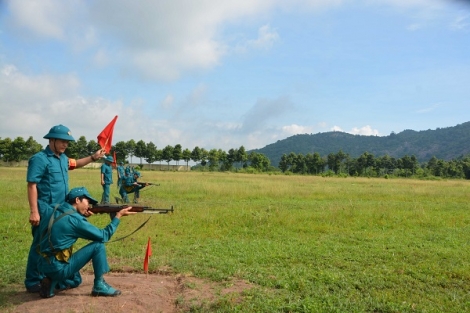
100,162,113,203
38,202,120,291
25,145,80,289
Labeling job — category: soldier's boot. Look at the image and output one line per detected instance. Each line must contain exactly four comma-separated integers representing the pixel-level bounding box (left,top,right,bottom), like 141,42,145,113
91,278,121,297
39,277,57,298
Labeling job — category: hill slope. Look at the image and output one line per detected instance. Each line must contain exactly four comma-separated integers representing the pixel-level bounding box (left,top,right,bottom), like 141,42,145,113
252,121,470,166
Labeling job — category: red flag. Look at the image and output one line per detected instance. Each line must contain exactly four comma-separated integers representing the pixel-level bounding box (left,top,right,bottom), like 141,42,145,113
97,115,118,153
112,151,117,168
143,237,152,273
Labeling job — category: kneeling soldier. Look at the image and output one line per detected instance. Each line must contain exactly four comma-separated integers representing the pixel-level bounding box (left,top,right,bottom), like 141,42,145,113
38,187,136,298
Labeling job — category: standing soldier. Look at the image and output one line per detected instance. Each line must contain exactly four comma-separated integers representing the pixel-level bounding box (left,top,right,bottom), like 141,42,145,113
116,162,125,189
100,155,114,204
25,124,106,293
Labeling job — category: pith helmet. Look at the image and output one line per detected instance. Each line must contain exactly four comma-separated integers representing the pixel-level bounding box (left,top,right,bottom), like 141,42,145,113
105,155,114,163
43,125,75,141
66,187,98,205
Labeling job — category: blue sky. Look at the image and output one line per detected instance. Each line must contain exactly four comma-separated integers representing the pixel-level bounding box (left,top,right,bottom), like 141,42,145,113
0,0,469,152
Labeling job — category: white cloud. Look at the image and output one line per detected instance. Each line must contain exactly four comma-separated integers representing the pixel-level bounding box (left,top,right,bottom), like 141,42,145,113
0,64,142,143
5,0,453,81
7,0,66,39
242,96,293,133
350,125,380,136
450,13,469,31
3,0,354,82
330,125,379,136
407,23,423,31
160,95,174,110
331,125,343,132
235,24,280,53
92,48,109,67
415,103,441,113
281,124,314,135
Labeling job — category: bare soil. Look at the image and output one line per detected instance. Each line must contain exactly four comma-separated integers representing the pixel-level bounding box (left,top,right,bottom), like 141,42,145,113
4,271,254,313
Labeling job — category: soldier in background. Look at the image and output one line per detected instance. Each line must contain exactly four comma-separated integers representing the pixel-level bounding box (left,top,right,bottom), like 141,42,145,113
100,155,114,204
119,171,149,203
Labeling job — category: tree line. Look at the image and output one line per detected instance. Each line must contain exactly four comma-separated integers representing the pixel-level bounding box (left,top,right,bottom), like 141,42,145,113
0,136,271,172
279,150,470,179
1,135,470,179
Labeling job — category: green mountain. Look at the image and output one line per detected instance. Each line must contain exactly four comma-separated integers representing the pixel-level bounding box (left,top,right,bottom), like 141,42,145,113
252,121,470,166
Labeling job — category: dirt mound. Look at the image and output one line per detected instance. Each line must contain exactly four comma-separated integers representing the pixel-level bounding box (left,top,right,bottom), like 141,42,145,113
4,272,253,313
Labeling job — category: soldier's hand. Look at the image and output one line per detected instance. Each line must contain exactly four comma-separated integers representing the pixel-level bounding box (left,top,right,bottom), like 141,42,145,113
116,206,137,218
29,212,40,226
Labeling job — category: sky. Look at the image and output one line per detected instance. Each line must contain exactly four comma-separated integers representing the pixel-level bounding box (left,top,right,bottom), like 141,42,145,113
0,0,469,152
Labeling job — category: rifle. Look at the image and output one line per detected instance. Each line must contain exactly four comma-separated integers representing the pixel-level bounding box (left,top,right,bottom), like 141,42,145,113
89,204,174,214
136,182,160,187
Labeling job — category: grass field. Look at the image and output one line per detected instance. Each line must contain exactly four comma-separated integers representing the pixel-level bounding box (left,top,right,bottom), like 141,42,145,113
1,167,469,312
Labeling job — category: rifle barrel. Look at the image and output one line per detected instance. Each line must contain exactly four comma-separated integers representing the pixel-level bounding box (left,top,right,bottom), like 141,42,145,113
90,204,173,214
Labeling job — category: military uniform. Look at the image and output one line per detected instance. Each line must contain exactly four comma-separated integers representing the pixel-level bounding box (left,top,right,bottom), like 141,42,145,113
38,187,122,298
119,171,146,203
116,162,125,189
100,156,114,203
25,125,81,291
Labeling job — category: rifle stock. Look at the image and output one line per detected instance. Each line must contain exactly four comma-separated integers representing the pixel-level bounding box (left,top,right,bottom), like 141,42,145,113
90,204,173,214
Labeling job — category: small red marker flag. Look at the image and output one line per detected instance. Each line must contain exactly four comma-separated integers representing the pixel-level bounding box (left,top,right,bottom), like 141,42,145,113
143,237,152,273
97,115,118,154
112,151,117,168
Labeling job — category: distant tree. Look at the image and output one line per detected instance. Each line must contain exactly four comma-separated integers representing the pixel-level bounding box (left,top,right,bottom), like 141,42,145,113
236,146,248,168
461,155,470,179
224,148,237,171
0,137,12,161
327,150,347,174
126,140,136,163
66,136,86,159
155,149,163,165
86,140,101,157
200,148,208,167
114,141,128,163
145,142,157,164
400,155,419,176
191,146,202,164
24,136,42,160
207,149,220,171
135,140,147,164
249,151,270,171
182,148,192,167
287,152,296,172
426,156,440,176
173,144,182,166
218,149,227,170
278,154,289,173
357,152,375,176
313,152,325,174
162,145,174,170
376,155,397,175
10,137,27,162
293,153,307,174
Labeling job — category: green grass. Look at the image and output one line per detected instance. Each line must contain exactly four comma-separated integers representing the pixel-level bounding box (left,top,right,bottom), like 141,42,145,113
1,168,470,312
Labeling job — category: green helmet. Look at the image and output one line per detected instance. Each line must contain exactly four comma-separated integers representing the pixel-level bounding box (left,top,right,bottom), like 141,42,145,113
43,125,75,141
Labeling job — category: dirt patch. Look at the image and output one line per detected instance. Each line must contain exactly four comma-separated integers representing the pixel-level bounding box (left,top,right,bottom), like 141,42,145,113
3,271,254,313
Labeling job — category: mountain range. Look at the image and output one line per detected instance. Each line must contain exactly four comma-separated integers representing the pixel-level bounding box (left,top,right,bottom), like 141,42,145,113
251,121,470,167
